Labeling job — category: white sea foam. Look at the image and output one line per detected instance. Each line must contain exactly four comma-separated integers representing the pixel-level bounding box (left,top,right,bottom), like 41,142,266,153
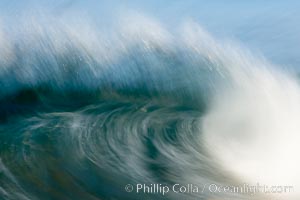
0,10,299,200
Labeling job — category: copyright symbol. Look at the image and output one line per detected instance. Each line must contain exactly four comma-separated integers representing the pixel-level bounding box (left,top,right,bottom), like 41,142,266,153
125,184,134,192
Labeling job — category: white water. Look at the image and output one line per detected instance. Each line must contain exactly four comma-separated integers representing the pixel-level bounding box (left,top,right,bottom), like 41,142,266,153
0,9,299,199
196,23,300,199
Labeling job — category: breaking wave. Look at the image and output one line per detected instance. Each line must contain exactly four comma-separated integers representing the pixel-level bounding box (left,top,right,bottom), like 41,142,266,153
0,10,299,200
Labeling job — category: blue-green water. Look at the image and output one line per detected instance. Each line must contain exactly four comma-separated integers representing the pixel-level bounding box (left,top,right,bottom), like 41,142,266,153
0,1,300,200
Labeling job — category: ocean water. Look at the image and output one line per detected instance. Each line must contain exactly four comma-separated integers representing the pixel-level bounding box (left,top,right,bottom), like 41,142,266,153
0,1,300,200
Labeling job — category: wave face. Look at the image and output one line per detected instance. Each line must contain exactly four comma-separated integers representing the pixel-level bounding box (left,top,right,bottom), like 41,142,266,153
0,8,300,200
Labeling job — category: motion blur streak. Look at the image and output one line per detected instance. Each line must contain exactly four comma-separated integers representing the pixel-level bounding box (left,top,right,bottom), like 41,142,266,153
0,2,299,200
